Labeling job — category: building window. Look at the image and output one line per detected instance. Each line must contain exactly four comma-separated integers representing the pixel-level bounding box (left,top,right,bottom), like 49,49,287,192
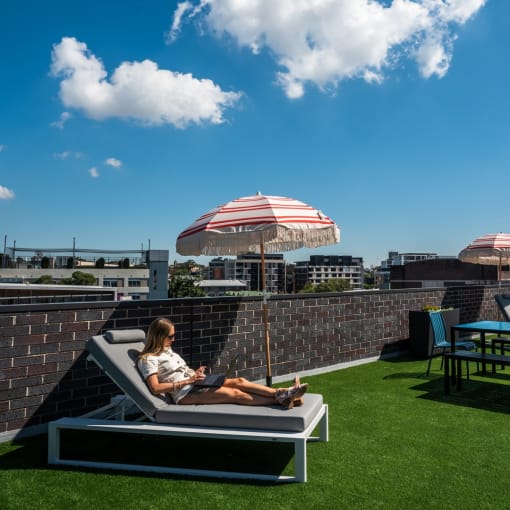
128,279,142,287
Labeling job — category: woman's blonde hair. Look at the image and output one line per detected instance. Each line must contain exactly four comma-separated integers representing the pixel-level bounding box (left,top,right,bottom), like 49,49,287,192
138,317,174,359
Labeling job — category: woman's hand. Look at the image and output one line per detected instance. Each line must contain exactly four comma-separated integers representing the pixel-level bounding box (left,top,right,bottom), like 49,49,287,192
191,367,206,383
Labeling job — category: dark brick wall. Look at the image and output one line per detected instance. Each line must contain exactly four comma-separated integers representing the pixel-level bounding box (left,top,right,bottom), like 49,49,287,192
1,284,509,436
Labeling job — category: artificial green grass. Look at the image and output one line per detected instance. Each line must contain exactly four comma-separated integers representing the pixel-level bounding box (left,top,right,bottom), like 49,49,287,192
2,355,510,510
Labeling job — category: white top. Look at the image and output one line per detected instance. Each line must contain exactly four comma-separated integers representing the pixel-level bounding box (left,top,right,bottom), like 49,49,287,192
138,348,195,403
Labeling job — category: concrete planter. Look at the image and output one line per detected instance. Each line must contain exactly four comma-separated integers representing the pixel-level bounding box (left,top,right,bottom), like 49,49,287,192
408,308,460,358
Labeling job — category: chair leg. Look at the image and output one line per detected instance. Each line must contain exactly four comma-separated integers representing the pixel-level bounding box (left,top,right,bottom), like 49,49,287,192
439,348,446,370
427,357,432,376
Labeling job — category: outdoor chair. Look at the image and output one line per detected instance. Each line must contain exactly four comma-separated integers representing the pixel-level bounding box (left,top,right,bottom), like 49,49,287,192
493,294,510,367
47,329,328,482
426,311,477,377
495,294,510,322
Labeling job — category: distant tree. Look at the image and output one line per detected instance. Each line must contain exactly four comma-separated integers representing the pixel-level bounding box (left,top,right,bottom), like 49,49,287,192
170,260,204,277
300,278,352,293
95,257,105,269
60,271,97,286
168,260,206,297
34,274,54,284
122,258,130,268
315,278,352,292
41,256,50,269
66,257,74,269
169,276,205,298
298,282,316,294
363,269,377,289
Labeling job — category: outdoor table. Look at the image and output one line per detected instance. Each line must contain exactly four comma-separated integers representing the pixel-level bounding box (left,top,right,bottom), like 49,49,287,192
451,321,510,362
446,321,510,392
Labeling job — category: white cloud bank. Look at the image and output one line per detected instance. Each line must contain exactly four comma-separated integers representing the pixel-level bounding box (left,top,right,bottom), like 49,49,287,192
0,185,15,200
50,37,241,128
170,0,486,98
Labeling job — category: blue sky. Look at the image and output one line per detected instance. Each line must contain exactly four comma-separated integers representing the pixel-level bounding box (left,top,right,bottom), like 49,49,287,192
1,0,506,267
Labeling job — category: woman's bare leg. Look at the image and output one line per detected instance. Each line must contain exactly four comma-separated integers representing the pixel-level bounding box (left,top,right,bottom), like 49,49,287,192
223,377,279,398
179,386,275,406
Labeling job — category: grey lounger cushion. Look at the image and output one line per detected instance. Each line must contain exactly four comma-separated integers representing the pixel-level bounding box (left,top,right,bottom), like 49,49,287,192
86,333,323,433
154,393,324,432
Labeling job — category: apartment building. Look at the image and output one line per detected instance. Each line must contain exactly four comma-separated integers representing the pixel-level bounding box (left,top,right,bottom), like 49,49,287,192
208,253,287,293
380,251,439,269
294,255,364,291
378,251,445,289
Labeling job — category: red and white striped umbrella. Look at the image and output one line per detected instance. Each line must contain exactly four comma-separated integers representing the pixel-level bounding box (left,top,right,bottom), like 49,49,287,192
176,193,340,256
458,232,510,280
176,193,340,386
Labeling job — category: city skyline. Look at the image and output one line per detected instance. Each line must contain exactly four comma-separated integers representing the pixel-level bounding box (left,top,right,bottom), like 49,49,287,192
2,239,448,270
1,1,505,268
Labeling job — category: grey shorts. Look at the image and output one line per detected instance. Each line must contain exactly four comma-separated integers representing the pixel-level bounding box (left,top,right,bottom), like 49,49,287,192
188,385,212,394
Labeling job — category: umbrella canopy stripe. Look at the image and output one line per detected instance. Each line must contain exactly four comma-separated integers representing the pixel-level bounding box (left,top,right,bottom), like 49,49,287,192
180,217,334,237
178,201,334,235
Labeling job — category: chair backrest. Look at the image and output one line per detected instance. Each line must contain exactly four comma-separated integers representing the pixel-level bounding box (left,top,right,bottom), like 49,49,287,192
86,333,172,421
429,311,447,345
495,294,510,321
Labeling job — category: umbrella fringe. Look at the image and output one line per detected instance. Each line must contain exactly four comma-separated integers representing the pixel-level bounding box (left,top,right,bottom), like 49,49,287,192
178,224,340,256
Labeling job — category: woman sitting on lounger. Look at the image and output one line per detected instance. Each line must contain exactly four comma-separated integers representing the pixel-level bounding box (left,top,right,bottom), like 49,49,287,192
137,317,308,409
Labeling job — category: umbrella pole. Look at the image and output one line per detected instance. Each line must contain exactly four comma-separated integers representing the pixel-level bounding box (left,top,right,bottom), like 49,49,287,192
499,253,502,287
260,241,272,387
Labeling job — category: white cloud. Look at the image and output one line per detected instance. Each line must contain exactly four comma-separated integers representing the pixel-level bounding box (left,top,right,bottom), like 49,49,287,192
54,150,71,159
53,150,83,159
89,167,99,178
105,157,122,168
0,185,15,200
415,33,452,79
50,111,72,129
166,1,194,43
171,0,487,98
50,37,242,128
0,144,6,152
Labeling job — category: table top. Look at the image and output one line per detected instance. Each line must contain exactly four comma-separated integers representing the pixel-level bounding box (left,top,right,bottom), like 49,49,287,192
452,321,510,334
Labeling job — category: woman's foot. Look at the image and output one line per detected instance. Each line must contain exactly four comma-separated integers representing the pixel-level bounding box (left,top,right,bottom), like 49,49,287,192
293,397,304,407
292,378,304,407
276,383,309,409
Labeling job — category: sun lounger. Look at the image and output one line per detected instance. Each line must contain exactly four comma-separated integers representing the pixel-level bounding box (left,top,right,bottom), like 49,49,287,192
47,330,329,482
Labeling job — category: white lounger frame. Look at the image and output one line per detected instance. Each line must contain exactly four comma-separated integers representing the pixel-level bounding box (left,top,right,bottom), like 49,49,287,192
48,398,329,483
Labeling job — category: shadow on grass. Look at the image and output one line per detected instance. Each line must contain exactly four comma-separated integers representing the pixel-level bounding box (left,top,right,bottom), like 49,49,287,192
381,351,425,364
0,432,296,486
0,435,48,470
384,369,510,415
